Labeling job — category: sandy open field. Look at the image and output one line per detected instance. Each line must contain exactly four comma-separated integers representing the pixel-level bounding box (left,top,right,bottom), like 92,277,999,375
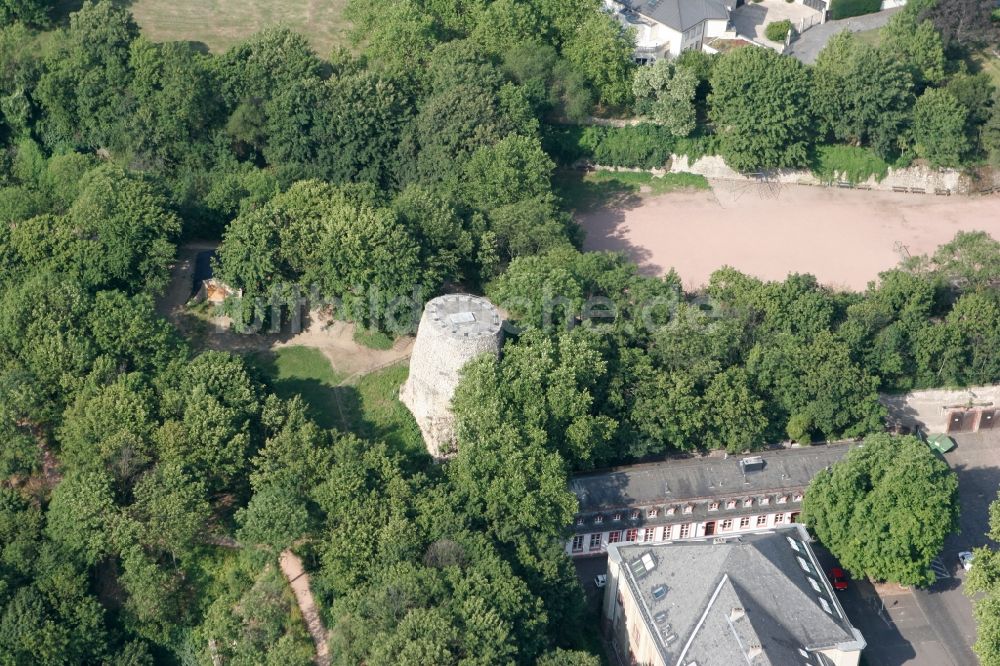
579,181,1000,292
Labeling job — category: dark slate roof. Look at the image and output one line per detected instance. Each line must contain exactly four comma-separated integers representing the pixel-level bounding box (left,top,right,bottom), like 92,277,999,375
571,444,855,513
611,526,865,665
628,0,730,32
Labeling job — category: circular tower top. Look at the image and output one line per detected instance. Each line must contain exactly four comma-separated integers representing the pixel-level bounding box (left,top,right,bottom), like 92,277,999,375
425,294,502,339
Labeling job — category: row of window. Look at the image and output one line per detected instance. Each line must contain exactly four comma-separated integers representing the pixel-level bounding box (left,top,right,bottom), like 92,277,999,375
570,513,791,552
577,493,804,526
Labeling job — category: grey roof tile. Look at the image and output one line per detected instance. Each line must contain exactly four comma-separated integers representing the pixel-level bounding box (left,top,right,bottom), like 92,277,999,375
611,526,865,665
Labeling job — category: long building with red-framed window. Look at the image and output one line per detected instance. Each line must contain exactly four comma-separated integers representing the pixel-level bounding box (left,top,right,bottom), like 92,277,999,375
566,443,857,557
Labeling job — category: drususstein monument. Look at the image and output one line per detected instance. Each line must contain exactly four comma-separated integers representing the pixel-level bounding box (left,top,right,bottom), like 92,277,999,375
400,294,504,458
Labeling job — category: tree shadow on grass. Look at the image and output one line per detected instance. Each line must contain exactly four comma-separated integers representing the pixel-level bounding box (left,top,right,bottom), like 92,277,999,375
552,169,644,214
249,352,431,473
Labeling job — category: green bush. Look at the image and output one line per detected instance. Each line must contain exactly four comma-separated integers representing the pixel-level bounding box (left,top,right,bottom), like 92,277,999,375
542,124,675,168
830,0,881,20
810,144,890,184
765,20,793,42
540,125,589,164
673,132,721,161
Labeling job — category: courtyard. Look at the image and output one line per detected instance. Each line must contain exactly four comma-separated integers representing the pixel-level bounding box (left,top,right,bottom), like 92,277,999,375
731,0,823,49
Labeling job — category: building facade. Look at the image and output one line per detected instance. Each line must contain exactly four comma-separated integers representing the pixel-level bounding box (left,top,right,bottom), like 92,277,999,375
603,526,866,666
604,0,731,61
566,444,856,557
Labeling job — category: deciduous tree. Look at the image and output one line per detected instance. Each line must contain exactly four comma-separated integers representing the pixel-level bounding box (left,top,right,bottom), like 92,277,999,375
802,433,959,586
709,46,813,171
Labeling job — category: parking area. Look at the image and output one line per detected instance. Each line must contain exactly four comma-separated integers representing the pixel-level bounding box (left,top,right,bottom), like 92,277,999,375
731,0,822,48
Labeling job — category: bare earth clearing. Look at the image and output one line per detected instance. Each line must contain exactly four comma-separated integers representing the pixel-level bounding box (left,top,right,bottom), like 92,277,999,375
155,243,413,381
579,182,1000,292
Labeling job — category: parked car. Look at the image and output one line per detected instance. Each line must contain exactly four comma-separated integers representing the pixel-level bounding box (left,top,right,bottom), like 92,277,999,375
594,574,607,589
829,567,848,591
959,551,974,571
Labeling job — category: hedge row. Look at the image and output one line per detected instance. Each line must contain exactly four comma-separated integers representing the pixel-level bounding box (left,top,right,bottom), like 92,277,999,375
541,124,676,168
830,0,881,20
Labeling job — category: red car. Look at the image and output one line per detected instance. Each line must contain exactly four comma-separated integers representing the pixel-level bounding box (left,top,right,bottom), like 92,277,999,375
829,567,848,591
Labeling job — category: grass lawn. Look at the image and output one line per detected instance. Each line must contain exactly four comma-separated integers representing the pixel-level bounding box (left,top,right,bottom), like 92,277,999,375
853,27,882,47
971,48,1000,89
121,0,350,54
247,346,346,430
248,347,427,466
554,169,710,213
341,363,428,467
353,326,395,351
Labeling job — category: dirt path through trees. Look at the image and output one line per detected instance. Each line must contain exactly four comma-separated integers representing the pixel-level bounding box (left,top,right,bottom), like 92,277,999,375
579,183,1000,291
279,549,330,666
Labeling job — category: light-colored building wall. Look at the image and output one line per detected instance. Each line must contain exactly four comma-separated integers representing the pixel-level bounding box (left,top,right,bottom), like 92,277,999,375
880,384,1000,434
703,17,728,39
604,549,667,666
818,646,863,666
568,508,799,556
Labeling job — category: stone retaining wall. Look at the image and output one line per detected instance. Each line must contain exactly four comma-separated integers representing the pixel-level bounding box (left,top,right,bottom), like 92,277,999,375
880,385,1000,433
667,154,970,193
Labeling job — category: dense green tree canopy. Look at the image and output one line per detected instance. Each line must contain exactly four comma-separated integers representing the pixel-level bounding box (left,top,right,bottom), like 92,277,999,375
913,88,970,167
803,433,959,586
0,0,997,662
709,46,813,171
811,33,914,157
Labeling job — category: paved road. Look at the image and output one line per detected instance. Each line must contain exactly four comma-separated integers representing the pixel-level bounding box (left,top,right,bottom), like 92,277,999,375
912,430,1000,666
786,8,901,64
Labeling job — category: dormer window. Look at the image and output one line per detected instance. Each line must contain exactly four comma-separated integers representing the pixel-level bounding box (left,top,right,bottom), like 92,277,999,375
708,501,719,511
630,509,641,520
683,504,693,515
647,508,658,518
726,499,737,510
576,517,585,526
778,495,788,505
743,498,753,508
793,492,804,502
595,515,604,525
613,512,623,522
760,497,770,506
666,506,675,516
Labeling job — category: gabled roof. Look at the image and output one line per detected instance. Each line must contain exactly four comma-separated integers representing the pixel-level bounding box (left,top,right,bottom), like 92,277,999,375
611,526,865,665
630,0,730,33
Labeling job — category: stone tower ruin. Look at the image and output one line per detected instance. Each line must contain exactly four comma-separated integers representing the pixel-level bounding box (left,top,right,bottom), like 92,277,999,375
400,294,504,458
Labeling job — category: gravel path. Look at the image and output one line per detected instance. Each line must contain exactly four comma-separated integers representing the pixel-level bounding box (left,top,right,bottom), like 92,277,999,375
786,7,901,64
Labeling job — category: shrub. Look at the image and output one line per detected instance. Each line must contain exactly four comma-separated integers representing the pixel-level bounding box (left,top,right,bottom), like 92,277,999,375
540,125,589,164
810,144,890,183
830,0,881,20
673,132,721,161
765,20,793,42
542,124,675,168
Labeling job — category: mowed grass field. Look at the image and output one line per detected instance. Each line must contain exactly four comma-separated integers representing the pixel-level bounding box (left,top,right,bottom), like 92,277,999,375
126,0,350,54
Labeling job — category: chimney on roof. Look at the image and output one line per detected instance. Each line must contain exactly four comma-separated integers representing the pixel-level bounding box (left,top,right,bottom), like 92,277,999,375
747,643,763,660
729,607,745,622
